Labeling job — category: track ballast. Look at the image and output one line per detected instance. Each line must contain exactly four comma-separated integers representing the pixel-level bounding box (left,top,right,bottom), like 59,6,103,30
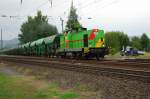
0,55,150,82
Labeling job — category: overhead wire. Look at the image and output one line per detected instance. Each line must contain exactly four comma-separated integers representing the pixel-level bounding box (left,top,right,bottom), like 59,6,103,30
24,0,50,16
69,0,106,20
25,0,69,16
0,0,119,29
0,0,114,35
17,0,70,26
78,0,119,18
1,0,100,20
77,0,100,10
0,0,66,18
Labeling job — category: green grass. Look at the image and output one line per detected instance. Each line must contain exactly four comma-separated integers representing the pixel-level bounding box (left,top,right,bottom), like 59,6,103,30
0,73,37,99
36,90,78,99
106,52,123,59
0,73,79,99
36,83,79,99
74,83,90,92
135,52,150,59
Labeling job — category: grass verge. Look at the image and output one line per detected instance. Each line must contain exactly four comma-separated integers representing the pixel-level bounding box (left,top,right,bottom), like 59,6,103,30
0,73,79,99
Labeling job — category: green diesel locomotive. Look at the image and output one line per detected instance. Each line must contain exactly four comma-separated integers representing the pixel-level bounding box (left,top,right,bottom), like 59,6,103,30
58,29,108,60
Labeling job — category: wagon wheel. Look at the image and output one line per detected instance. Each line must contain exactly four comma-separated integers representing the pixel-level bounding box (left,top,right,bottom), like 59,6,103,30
96,54,100,60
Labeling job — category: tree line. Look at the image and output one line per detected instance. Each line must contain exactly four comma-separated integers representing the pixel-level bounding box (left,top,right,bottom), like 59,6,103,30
105,31,150,54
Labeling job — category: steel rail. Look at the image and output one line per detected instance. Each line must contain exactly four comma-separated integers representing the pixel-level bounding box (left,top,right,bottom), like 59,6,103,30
0,55,150,82
1,55,150,69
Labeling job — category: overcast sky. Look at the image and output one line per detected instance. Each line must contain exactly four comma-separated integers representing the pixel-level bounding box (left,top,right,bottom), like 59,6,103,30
0,0,150,40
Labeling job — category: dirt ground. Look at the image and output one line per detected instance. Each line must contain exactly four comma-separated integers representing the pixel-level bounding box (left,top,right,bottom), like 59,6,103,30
0,61,150,99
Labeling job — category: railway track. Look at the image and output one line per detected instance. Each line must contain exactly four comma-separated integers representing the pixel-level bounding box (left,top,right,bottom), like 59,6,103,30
1,55,150,69
0,55,150,82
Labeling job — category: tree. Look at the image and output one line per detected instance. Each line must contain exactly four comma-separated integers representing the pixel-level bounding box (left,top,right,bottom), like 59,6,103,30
140,33,149,50
66,1,82,31
19,11,58,44
131,36,141,50
119,33,130,50
105,31,130,54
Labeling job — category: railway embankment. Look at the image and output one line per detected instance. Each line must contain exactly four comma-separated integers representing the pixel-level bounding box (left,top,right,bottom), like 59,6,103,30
0,55,150,99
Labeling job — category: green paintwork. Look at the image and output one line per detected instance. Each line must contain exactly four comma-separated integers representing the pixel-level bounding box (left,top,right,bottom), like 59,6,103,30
59,29,105,52
30,41,37,47
35,38,45,46
24,42,30,48
44,35,57,44
60,35,65,49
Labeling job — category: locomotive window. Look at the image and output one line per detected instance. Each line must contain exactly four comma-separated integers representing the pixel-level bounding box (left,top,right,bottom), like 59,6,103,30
84,34,88,47
101,38,103,42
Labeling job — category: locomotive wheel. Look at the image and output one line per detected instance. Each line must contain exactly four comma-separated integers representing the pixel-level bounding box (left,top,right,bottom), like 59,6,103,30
84,53,90,60
101,54,104,59
96,54,104,60
96,54,100,60
76,53,82,60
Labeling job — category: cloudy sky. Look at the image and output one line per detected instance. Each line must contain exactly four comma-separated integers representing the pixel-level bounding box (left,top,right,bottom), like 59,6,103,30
0,0,150,40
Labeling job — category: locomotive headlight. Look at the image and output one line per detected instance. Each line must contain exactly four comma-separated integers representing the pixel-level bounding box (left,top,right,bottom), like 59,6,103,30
102,44,105,47
101,38,104,42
